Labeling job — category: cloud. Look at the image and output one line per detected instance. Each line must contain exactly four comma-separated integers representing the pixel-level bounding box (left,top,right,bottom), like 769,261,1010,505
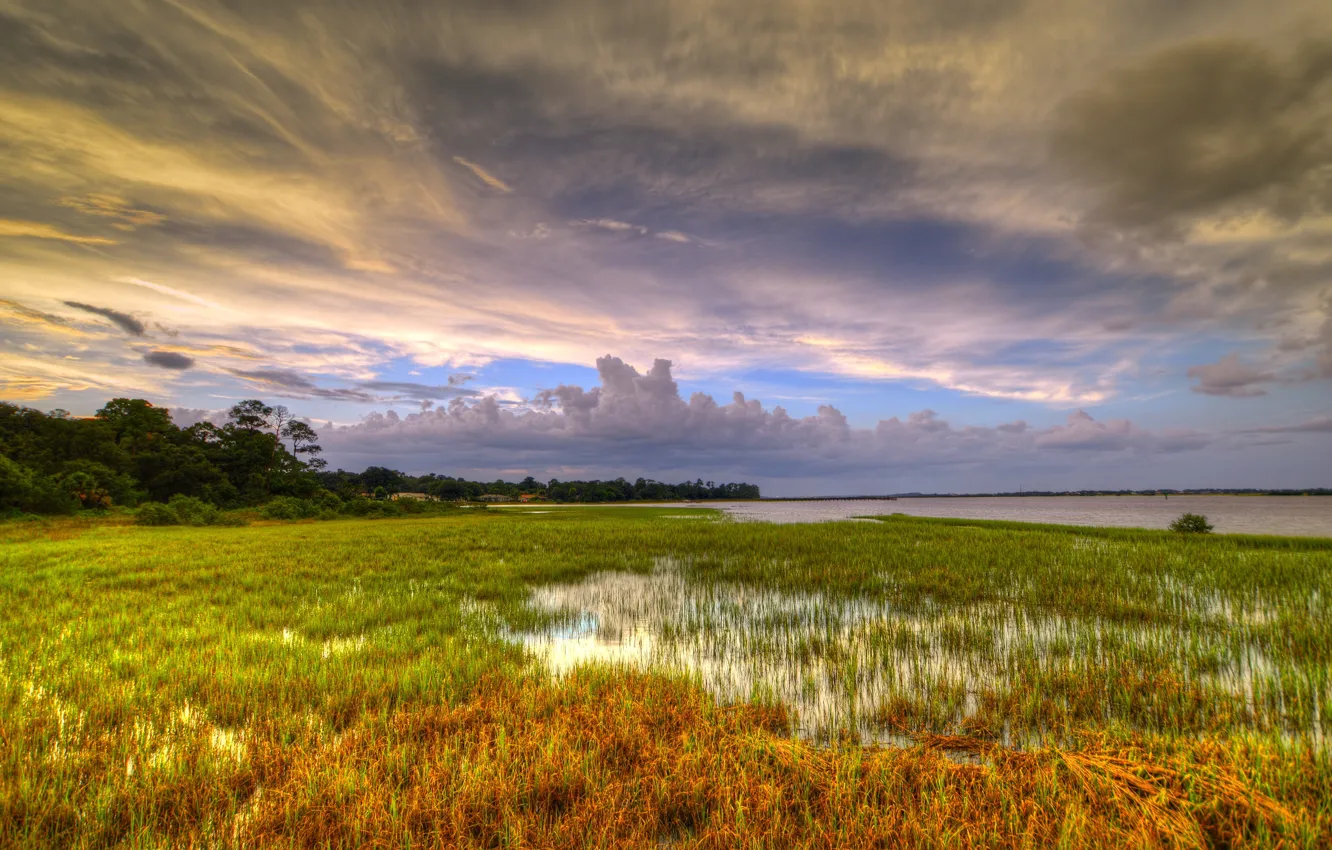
224,366,489,404
168,407,230,428
0,299,93,338
142,350,195,370
61,301,147,336
1186,353,1277,397
1032,409,1208,452
321,355,1211,478
453,157,513,192
0,219,116,245
1238,415,1332,435
119,278,221,309
225,368,379,403
60,194,165,230
0,0,1326,489
574,218,649,235
1053,39,1332,231
356,380,481,401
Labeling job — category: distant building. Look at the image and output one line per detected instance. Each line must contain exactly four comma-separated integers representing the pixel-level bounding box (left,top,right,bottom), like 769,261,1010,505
477,494,508,502
391,492,433,501
518,493,541,502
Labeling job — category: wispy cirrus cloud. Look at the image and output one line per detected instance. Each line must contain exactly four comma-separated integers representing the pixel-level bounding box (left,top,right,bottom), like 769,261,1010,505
0,299,93,338
0,219,116,245
453,157,513,193
61,301,146,336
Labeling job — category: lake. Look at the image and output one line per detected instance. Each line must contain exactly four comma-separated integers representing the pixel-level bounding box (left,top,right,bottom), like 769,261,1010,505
710,495,1332,537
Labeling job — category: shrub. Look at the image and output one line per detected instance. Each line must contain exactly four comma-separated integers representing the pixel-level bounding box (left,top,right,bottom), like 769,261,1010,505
136,503,178,526
1169,513,1213,534
312,490,343,512
341,497,373,516
260,496,316,521
397,497,429,514
168,494,221,526
0,457,77,515
341,496,402,517
364,500,402,518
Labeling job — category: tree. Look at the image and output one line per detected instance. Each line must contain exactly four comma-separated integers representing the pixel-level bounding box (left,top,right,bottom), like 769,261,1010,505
271,405,292,440
228,400,273,431
282,420,326,470
360,466,404,495
96,398,174,444
1169,513,1213,534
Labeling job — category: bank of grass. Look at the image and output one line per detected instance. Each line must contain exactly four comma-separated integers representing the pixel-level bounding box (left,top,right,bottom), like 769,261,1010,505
1,508,1330,847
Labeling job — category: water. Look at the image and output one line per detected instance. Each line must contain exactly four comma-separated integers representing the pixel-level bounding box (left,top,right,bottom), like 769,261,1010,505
518,556,1326,746
708,496,1332,537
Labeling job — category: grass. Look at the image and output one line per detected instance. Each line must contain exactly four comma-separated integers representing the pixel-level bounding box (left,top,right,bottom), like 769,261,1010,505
1,507,1329,847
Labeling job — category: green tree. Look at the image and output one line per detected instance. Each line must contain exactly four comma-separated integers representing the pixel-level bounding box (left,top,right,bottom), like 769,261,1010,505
1169,513,1214,534
282,420,326,470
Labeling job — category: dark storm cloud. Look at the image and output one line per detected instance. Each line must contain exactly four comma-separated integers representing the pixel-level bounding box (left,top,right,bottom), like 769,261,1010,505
1053,39,1332,230
61,302,147,336
142,350,195,370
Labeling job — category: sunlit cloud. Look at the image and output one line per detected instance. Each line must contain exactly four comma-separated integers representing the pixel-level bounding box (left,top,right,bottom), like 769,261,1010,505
0,299,95,338
0,219,117,245
118,278,224,310
452,157,513,193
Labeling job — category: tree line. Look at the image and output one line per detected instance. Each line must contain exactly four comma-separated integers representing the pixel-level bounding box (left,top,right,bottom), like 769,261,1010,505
0,398,759,514
0,399,326,514
317,469,761,502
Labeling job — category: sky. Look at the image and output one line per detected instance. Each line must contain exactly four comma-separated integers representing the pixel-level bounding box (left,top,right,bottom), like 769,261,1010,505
1,0,1330,495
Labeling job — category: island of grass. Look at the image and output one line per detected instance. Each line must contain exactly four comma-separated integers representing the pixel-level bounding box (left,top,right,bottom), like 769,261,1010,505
2,509,1329,848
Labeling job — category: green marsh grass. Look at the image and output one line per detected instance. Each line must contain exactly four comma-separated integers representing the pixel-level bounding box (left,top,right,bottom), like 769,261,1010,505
2,508,1330,847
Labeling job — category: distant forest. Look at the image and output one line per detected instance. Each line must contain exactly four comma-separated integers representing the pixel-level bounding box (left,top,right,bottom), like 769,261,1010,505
319,468,761,503
0,399,758,515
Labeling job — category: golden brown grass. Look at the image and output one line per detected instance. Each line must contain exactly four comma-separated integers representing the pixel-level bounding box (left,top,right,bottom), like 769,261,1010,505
232,672,1324,849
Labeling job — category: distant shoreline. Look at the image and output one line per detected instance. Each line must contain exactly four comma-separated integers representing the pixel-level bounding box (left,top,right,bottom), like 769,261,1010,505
773,491,1332,500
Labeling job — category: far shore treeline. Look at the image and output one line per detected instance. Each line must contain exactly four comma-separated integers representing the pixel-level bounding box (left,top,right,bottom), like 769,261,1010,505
0,398,758,517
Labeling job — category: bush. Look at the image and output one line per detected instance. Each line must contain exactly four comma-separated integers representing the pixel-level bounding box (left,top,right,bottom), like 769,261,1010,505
364,500,402,518
168,494,221,526
0,456,77,515
312,490,343,512
1169,513,1213,534
137,503,178,526
341,496,371,516
342,498,401,518
260,496,317,521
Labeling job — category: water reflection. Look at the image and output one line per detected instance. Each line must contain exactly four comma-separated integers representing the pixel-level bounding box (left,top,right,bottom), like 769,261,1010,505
518,558,1327,746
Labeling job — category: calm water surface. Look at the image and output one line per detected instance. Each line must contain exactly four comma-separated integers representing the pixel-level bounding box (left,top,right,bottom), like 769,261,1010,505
494,495,1332,536
712,496,1332,536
